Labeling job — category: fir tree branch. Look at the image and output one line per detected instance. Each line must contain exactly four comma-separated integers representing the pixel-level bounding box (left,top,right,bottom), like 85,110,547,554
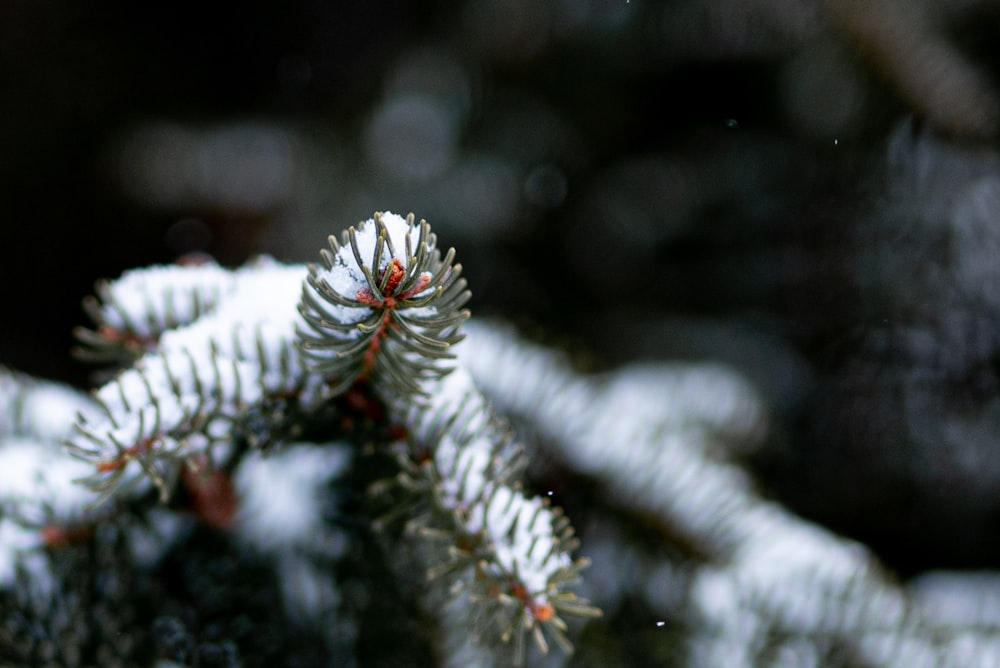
457,320,1000,665
297,211,470,399
67,348,265,503
32,214,597,665
67,256,322,503
385,368,599,664
75,260,235,362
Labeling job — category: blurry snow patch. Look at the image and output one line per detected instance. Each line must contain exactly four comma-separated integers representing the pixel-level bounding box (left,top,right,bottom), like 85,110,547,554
0,370,97,441
602,361,768,449
950,176,1000,309
910,571,1000,630
234,442,352,622
0,438,94,524
276,551,342,622
0,437,96,592
234,442,351,554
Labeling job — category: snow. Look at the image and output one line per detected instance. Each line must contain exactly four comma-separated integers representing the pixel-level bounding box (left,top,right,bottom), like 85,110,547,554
406,368,571,599
482,487,569,595
314,211,423,313
0,438,94,517
0,370,99,444
159,259,308,369
234,442,351,553
910,571,1000,629
345,211,419,276
88,353,264,462
0,437,95,589
98,262,234,337
234,442,353,622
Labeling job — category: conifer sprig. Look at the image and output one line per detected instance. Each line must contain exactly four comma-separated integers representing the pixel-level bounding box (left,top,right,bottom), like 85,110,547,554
386,369,600,663
67,258,318,505
67,348,263,504
75,261,235,363
297,211,470,398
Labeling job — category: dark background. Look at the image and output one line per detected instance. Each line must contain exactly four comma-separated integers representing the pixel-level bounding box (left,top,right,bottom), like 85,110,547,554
5,0,1000,579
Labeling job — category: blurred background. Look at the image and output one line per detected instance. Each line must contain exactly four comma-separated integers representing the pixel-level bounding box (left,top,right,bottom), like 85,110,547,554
4,0,1000,581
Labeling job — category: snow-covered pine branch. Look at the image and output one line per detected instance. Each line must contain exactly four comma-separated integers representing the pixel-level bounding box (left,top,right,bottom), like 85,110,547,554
67,348,264,503
297,211,470,398
68,256,321,503
388,367,598,663
457,321,1000,666
68,213,471,507
76,260,235,362
16,211,599,664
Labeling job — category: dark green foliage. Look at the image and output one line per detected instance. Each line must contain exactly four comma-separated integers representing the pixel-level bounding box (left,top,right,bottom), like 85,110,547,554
147,527,342,667
0,520,150,667
0,520,347,667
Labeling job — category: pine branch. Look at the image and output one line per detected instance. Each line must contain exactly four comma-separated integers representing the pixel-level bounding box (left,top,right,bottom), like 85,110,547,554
297,211,470,399
66,348,266,504
13,212,598,665
159,257,320,402
75,260,235,363
66,256,324,504
457,320,1000,665
384,368,599,664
